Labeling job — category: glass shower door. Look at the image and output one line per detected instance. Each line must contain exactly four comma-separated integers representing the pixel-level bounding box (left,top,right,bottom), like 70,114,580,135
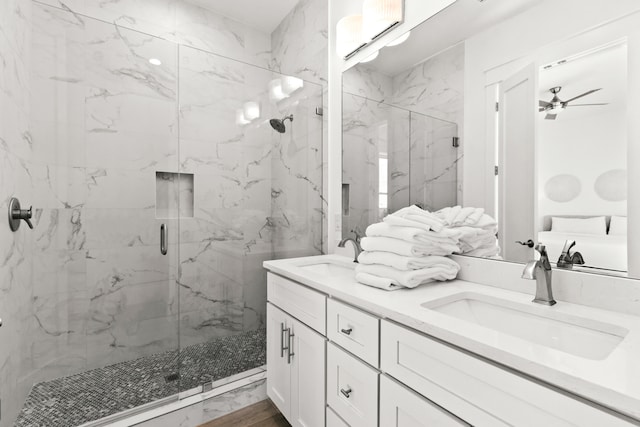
409,113,459,211
12,4,182,425
176,45,324,393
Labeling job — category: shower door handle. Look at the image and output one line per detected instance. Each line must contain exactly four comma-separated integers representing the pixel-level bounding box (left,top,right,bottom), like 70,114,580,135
160,224,168,255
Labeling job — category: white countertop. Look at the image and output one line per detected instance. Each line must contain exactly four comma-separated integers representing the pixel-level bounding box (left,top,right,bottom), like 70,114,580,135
264,254,640,422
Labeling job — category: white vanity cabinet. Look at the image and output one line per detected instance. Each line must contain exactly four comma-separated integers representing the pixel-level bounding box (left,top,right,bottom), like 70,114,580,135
265,267,638,427
380,320,635,427
266,274,326,427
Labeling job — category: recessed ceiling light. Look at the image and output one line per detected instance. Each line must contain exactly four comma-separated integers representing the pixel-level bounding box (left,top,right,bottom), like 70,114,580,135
149,58,162,66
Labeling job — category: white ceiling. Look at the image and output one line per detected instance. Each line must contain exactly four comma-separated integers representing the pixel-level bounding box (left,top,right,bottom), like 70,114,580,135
363,0,540,76
188,0,299,33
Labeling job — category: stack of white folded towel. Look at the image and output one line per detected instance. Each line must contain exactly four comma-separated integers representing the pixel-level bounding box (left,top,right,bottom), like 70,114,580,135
355,206,461,291
434,206,500,258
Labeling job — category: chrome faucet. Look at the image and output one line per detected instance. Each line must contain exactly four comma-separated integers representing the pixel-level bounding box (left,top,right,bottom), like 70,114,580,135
556,239,585,269
521,244,556,306
338,234,362,263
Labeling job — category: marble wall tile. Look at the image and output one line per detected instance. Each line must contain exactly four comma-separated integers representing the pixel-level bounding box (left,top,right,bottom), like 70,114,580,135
271,0,328,85
342,93,392,236
174,2,271,69
343,65,393,103
391,43,465,124
0,1,33,425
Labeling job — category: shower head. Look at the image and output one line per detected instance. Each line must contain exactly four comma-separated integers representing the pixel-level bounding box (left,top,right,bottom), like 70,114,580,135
269,114,293,134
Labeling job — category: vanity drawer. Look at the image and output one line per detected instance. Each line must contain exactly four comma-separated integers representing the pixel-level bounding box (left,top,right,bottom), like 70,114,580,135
327,342,378,427
267,272,326,335
326,407,350,427
380,374,469,427
327,298,380,367
381,321,634,427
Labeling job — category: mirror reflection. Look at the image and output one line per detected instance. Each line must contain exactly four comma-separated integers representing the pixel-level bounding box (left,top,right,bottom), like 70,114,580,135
341,0,635,277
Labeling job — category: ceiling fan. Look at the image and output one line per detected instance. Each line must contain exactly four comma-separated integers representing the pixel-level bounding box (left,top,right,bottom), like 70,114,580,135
539,86,608,120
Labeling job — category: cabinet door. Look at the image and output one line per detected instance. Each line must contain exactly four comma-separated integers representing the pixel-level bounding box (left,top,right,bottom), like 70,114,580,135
380,375,469,427
290,317,326,427
267,303,291,419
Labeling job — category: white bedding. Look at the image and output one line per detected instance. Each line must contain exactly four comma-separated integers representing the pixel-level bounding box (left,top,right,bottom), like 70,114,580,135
537,231,627,272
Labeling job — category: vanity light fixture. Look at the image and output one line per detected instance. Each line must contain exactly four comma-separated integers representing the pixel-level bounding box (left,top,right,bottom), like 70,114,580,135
362,0,404,41
360,51,379,63
386,30,410,47
243,101,260,121
235,109,250,126
337,15,365,57
269,79,287,102
281,76,304,96
148,58,162,66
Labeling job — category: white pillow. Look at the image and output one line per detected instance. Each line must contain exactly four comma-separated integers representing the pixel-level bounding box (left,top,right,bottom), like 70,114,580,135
609,216,627,236
551,216,607,235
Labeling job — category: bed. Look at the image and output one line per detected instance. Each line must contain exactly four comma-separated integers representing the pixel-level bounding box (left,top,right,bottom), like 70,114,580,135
537,215,627,272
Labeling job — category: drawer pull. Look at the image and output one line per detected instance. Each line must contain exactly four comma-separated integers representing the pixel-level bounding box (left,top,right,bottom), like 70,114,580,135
340,387,352,398
340,327,353,335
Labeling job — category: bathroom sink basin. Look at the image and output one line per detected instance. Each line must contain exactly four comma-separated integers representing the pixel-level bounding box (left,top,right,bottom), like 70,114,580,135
299,262,355,277
422,292,628,360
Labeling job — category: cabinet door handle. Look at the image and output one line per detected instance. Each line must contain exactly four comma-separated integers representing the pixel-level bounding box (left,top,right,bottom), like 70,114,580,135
160,224,168,255
340,327,353,335
280,323,289,358
287,328,295,364
340,387,352,398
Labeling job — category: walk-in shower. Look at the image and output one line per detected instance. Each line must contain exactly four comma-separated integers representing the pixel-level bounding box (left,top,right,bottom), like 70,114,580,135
3,2,323,426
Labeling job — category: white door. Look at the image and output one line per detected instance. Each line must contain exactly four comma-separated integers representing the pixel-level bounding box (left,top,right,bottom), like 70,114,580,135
380,375,469,427
266,303,291,419
290,317,326,427
498,63,537,262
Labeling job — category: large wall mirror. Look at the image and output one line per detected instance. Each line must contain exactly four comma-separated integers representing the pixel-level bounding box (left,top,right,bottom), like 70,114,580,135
341,0,640,279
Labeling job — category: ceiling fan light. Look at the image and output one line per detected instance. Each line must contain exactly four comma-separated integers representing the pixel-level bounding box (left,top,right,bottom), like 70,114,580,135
362,0,403,41
337,15,364,57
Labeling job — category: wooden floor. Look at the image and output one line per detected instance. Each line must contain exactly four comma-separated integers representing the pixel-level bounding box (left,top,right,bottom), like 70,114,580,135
199,399,290,427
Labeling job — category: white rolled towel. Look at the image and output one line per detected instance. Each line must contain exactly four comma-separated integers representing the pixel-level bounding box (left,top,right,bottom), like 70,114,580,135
436,206,461,225
385,205,445,232
360,236,458,257
437,206,496,229
455,227,497,252
366,222,460,245
355,272,402,291
358,251,459,271
356,262,459,288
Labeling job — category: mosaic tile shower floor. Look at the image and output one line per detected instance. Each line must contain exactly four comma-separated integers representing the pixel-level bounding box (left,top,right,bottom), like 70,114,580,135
15,329,266,427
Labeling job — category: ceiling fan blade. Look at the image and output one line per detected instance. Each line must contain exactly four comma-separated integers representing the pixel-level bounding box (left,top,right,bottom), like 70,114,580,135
565,103,609,107
564,88,601,104
539,100,552,108
545,113,557,120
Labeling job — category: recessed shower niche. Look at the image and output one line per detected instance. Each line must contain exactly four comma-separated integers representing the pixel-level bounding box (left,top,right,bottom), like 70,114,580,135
156,171,194,218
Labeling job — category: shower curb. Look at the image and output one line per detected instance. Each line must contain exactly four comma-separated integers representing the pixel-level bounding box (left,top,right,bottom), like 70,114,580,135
79,368,267,427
